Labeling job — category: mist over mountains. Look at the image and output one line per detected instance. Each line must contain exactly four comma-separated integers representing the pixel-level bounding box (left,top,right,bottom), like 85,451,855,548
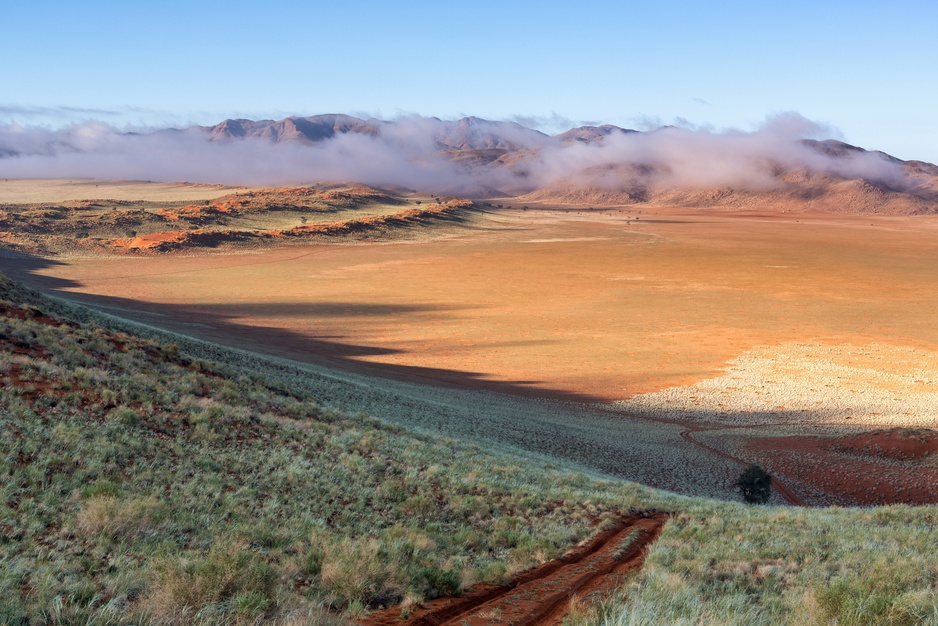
2,113,937,212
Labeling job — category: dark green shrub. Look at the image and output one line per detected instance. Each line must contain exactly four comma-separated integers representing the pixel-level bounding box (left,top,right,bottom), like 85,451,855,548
737,465,772,504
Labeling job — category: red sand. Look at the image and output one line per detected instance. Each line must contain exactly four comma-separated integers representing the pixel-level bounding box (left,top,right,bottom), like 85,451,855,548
833,428,938,460
747,433,938,506
112,231,188,250
20,209,938,402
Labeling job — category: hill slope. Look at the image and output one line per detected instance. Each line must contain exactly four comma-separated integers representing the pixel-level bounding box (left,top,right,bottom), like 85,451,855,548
0,184,477,255
0,273,648,622
2,275,938,625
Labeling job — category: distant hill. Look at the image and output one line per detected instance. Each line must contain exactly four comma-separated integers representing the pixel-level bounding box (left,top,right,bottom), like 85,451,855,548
206,114,382,144
203,114,551,151
556,124,639,143
3,114,938,212
169,117,938,211
202,115,634,150
514,138,938,213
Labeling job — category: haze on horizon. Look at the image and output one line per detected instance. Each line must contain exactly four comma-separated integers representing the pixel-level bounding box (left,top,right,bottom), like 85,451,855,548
0,112,924,198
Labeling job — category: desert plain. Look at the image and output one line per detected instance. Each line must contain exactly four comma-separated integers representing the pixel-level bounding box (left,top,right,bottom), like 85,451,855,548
2,178,937,507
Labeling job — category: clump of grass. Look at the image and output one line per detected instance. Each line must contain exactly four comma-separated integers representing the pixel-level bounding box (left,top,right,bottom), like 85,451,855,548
317,537,408,609
141,545,278,621
75,495,166,540
597,505,938,626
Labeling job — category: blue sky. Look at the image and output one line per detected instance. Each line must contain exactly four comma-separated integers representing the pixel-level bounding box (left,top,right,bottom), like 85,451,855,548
3,0,937,162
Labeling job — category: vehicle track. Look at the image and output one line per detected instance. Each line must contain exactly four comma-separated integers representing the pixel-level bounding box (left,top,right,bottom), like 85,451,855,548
359,512,669,626
679,429,806,505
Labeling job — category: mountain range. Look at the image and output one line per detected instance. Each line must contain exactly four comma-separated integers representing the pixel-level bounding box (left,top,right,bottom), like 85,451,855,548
191,115,938,211
3,114,938,212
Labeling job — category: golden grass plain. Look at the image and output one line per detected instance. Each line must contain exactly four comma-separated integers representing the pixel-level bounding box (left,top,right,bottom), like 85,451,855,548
0,177,247,204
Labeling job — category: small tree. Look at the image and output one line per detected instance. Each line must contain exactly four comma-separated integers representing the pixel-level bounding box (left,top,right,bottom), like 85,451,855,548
737,465,772,504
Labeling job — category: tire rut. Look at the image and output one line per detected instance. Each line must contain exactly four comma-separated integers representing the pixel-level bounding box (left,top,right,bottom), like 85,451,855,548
358,512,669,626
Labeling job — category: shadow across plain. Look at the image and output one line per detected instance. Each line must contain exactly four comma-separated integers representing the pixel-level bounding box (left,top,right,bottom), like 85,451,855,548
0,250,597,404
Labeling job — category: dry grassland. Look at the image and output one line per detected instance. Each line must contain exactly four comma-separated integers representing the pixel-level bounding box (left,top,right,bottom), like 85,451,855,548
0,178,245,203
3,190,938,506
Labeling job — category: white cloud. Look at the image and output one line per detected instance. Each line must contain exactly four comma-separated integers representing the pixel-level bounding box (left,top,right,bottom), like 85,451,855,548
0,112,912,196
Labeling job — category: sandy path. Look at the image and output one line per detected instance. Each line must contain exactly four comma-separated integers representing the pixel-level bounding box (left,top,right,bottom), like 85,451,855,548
679,429,805,505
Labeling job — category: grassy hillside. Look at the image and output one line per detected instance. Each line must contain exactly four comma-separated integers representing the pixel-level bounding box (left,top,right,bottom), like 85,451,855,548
592,502,938,625
2,273,937,625
0,274,646,623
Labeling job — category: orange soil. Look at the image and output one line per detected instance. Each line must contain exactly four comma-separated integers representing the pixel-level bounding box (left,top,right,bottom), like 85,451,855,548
7,207,938,505
103,202,470,253
111,231,190,250
359,513,668,626
833,428,938,460
747,434,938,506
25,208,938,401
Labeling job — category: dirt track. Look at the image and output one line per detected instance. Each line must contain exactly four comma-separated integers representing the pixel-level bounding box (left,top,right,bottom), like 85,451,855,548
360,512,669,626
680,429,805,505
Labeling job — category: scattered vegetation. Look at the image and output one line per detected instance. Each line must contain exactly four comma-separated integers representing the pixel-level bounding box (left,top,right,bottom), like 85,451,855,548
598,504,938,625
2,273,937,625
0,185,475,255
0,274,639,623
